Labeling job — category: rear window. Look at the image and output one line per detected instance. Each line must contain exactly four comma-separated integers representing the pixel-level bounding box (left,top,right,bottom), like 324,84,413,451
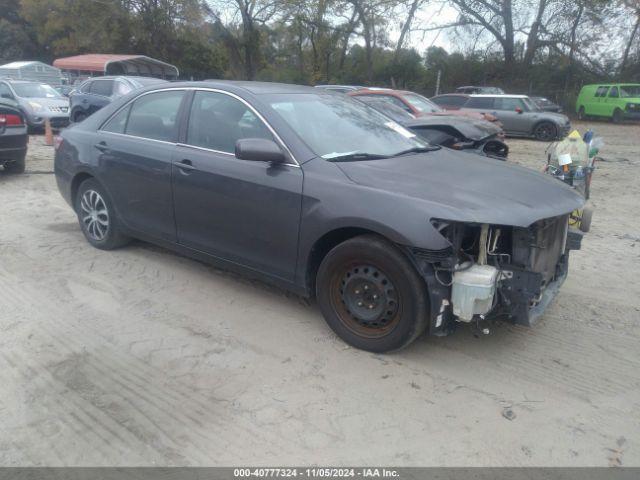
466,97,494,109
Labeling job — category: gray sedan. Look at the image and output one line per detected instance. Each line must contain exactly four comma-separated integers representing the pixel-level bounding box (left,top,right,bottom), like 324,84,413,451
54,81,583,352
432,94,571,141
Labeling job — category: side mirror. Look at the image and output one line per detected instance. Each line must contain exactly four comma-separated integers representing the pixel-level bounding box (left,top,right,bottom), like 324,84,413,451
515,107,523,114
235,138,286,163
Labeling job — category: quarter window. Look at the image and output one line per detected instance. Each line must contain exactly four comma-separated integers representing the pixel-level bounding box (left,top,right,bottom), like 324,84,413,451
186,91,273,154
125,90,185,142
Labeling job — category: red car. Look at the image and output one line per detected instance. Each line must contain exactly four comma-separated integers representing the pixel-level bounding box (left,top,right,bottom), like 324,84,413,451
348,88,501,126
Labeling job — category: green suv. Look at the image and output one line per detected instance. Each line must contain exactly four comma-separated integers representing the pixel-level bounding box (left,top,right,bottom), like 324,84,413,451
576,84,640,122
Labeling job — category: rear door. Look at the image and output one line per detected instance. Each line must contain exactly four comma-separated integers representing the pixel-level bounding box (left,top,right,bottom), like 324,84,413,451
605,86,620,116
594,86,609,116
172,89,303,281
96,89,187,242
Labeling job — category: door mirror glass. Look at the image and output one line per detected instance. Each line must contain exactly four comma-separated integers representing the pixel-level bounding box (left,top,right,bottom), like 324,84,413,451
235,138,286,163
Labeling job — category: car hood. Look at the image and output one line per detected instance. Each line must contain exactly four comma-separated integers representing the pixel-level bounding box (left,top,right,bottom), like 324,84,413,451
404,115,501,140
335,149,583,227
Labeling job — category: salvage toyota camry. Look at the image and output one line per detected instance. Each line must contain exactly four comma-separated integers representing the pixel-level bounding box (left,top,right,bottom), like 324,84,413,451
54,81,584,352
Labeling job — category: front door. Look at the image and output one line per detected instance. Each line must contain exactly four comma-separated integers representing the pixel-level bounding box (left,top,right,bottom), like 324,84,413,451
172,90,303,282
493,97,530,135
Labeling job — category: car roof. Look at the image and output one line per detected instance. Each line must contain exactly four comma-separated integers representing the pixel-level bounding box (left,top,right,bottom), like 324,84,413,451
1,79,44,85
470,94,529,98
153,80,318,95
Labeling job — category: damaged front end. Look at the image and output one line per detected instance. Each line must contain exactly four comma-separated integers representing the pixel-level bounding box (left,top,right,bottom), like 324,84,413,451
408,217,583,335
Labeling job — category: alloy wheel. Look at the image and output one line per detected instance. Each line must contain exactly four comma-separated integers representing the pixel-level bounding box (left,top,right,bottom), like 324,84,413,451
80,189,109,241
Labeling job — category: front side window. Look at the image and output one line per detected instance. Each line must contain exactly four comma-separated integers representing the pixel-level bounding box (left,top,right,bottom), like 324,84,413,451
186,91,273,153
266,93,427,160
466,97,494,109
90,80,114,97
595,86,609,97
402,93,442,113
494,97,526,111
362,94,411,112
125,90,185,142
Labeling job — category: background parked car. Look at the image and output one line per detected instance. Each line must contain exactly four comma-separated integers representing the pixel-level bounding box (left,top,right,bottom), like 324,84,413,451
576,83,640,122
455,86,504,94
355,96,508,159
0,100,28,173
348,88,502,126
69,76,167,122
432,93,571,141
531,96,562,112
0,79,69,130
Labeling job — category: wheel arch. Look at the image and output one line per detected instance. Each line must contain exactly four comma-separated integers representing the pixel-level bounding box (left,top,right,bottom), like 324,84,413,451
70,171,95,204
532,119,558,137
304,226,406,297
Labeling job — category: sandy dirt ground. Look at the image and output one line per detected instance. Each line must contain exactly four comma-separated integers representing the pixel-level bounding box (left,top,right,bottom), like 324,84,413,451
0,121,639,466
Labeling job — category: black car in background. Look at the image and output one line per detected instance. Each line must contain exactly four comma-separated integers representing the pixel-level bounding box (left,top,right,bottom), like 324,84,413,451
355,96,508,159
531,96,563,113
0,100,28,173
54,81,583,352
69,76,167,122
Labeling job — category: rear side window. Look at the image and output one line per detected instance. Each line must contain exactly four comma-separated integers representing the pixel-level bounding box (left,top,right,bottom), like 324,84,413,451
90,80,114,97
102,104,131,134
186,91,273,153
466,97,494,109
595,86,609,97
609,86,619,98
126,90,185,142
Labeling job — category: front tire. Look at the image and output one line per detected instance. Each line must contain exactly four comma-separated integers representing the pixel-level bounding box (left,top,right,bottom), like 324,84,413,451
316,234,429,353
612,108,623,124
577,106,586,120
533,121,557,141
75,178,129,250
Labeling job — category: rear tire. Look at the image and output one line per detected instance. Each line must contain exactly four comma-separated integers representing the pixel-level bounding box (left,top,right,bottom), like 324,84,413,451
75,178,130,250
316,234,429,353
3,153,26,174
533,121,557,141
580,203,594,233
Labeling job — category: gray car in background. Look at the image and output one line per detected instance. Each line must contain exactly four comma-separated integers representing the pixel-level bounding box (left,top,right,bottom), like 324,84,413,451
0,79,70,129
432,94,571,141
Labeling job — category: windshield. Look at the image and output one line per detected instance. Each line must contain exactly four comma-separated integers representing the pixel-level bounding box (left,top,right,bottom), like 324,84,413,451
402,93,442,113
12,83,62,99
266,93,428,159
620,85,640,98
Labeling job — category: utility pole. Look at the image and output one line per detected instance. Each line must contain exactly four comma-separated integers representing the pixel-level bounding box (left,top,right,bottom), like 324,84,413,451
435,69,442,96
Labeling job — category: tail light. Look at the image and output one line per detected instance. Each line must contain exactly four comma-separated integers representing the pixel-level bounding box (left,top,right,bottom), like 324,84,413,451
53,135,64,151
0,113,24,126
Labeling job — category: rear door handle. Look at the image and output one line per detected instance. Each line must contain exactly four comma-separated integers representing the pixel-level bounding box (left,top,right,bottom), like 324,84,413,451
94,141,108,152
175,159,195,172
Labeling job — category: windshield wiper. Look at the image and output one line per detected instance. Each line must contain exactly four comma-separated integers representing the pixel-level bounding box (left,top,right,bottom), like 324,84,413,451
391,146,440,157
325,152,389,162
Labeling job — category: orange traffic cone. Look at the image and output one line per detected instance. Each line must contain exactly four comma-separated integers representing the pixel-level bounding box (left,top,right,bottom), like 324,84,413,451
44,119,53,146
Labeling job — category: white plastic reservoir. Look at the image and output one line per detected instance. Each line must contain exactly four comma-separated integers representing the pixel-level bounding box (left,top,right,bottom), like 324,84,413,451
451,264,499,322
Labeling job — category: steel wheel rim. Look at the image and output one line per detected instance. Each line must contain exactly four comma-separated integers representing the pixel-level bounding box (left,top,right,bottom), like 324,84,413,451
536,123,555,141
80,189,109,241
330,263,401,338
